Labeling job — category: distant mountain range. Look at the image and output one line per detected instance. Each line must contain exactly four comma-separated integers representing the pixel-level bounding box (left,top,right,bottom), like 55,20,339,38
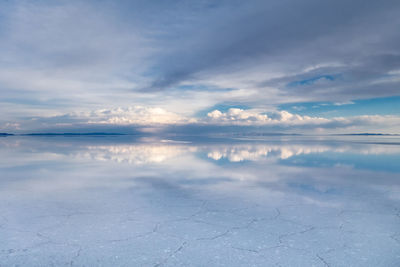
0,132,398,137
334,133,400,136
0,132,126,137
23,133,127,136
0,133,14,136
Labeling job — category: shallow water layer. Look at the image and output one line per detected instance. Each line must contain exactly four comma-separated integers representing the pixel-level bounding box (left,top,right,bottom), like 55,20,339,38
0,136,399,266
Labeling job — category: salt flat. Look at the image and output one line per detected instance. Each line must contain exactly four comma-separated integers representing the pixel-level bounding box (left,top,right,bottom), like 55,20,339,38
0,136,399,266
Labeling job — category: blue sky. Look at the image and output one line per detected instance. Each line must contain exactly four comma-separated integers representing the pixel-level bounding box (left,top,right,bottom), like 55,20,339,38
279,96,400,118
0,0,399,134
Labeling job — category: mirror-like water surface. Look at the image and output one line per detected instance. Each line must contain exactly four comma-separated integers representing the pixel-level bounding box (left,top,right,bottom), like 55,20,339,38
0,136,399,266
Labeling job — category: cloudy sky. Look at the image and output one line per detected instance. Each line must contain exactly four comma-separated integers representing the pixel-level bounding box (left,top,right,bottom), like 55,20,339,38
0,0,399,134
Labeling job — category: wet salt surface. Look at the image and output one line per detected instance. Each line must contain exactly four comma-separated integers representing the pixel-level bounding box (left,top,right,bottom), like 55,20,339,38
0,136,399,266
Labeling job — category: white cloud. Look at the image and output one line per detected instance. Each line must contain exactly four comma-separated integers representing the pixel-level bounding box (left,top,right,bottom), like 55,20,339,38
0,0,399,126
77,106,192,125
333,101,355,106
5,106,398,134
201,108,400,133
206,108,328,125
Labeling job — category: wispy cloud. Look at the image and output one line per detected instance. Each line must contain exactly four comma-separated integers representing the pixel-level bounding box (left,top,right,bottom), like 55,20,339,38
0,1,399,132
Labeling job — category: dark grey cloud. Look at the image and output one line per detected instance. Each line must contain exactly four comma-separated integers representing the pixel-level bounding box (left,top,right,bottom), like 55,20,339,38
144,0,400,98
258,52,400,101
1,0,400,130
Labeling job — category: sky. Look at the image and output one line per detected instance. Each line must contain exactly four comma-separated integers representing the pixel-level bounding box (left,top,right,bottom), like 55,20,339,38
0,0,399,134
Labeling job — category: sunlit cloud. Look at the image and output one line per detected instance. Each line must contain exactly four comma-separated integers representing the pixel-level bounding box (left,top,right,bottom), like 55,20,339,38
206,108,328,125
2,105,400,134
85,107,192,125
0,1,399,133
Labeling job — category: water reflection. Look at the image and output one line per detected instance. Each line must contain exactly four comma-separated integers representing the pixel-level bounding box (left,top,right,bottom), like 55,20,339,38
3,136,399,164
0,136,399,266
81,144,196,164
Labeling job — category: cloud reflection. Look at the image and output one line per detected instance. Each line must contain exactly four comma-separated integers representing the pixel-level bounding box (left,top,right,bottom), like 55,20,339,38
80,144,196,164
3,137,399,165
206,145,330,162
206,142,400,162
1,138,399,265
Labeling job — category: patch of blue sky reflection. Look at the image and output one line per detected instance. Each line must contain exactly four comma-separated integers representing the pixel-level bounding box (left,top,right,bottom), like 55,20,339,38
0,136,399,266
